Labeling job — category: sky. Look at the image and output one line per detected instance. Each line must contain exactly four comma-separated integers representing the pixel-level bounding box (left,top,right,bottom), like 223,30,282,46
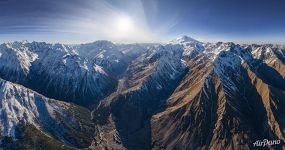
0,0,285,44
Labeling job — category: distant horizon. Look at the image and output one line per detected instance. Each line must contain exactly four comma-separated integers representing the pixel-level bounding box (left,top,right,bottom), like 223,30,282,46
1,35,285,46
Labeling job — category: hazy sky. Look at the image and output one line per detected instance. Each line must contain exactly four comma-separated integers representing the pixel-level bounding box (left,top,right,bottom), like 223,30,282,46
0,0,285,44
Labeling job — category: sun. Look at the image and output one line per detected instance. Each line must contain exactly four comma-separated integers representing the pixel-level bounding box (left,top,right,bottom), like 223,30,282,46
115,15,134,35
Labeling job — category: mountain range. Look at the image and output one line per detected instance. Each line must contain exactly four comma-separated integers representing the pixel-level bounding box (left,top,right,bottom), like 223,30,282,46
0,36,285,150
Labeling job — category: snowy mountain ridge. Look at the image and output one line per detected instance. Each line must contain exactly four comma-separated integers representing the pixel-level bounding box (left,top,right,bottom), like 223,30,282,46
0,77,94,148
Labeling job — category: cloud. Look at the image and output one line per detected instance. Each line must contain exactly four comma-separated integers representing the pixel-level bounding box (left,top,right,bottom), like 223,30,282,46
0,0,180,43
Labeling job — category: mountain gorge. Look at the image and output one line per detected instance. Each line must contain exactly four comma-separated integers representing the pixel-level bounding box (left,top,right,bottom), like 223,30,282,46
0,36,285,150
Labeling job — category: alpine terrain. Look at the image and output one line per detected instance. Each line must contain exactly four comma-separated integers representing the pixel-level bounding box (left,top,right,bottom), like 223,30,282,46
1,36,285,150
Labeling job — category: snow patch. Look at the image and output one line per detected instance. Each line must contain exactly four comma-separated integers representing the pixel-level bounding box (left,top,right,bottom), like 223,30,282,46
94,64,107,75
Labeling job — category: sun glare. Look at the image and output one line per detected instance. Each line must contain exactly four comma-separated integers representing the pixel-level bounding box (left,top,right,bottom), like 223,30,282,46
115,15,134,35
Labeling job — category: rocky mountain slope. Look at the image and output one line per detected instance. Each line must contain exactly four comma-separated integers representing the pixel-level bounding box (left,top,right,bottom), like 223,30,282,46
0,41,118,107
0,77,94,149
1,37,285,150
151,42,285,150
0,41,150,107
92,37,285,150
92,44,187,150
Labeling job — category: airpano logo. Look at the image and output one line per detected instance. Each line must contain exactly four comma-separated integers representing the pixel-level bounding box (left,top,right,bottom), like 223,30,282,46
253,139,281,147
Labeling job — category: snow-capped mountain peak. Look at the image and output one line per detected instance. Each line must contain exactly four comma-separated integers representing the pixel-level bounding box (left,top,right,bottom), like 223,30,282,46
169,36,204,57
170,35,201,45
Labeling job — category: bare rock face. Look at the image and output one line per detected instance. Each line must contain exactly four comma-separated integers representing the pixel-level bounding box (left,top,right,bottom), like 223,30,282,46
151,42,285,150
